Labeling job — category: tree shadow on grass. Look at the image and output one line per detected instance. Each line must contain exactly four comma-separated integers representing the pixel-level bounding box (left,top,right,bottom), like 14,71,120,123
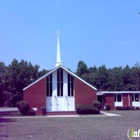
0,118,16,123
0,111,20,123
0,114,16,138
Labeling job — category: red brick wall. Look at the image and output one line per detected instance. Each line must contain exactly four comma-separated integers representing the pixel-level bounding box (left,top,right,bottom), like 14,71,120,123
24,78,46,114
74,78,97,106
123,94,132,106
104,94,114,110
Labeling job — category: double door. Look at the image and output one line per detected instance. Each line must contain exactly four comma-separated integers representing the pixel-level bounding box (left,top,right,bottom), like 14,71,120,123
46,95,74,111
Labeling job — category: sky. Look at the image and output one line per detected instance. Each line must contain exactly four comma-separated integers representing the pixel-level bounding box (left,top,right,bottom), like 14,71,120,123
0,0,140,72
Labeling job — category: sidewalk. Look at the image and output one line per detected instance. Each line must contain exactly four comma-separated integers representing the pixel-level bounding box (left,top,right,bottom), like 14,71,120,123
100,111,121,116
0,107,121,118
0,107,18,112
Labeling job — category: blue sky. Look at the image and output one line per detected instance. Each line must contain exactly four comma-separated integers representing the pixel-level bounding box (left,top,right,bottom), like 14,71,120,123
0,1,140,72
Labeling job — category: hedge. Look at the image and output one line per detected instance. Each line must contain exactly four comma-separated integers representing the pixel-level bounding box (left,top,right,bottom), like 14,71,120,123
115,106,134,110
76,105,100,114
27,108,36,116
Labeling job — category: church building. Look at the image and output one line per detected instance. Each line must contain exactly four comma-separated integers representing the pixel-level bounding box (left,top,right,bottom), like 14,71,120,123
23,31,97,114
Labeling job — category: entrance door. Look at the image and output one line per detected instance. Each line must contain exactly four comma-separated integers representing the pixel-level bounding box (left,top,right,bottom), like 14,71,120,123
46,96,58,111
57,97,64,111
67,96,74,111
46,69,75,112
97,95,103,108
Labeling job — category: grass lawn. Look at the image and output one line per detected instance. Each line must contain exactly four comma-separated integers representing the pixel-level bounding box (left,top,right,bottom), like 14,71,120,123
0,110,140,140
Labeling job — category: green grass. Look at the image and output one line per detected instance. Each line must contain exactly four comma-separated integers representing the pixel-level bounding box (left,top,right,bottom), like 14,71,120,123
0,110,140,140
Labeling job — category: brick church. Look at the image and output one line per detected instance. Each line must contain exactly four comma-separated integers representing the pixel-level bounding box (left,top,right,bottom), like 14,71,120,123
23,31,140,114
23,31,97,114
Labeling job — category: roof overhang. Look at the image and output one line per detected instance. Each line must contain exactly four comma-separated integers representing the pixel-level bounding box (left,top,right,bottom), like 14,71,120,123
23,65,97,91
97,91,140,95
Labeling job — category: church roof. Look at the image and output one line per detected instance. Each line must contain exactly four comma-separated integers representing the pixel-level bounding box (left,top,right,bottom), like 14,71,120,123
23,65,97,91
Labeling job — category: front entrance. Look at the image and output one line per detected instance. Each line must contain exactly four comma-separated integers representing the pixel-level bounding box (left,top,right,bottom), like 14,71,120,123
97,95,103,108
46,69,75,112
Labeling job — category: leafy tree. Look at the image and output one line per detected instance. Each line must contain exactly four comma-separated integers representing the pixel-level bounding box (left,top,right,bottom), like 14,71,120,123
3,59,48,106
76,61,140,91
95,65,110,90
107,67,123,91
76,61,88,77
0,62,6,106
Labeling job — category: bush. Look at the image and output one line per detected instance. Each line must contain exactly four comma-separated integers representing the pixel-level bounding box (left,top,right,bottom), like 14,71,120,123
77,105,100,114
135,107,140,110
16,100,30,115
27,108,36,116
40,106,46,115
105,104,110,111
93,100,101,110
75,104,82,114
115,106,134,110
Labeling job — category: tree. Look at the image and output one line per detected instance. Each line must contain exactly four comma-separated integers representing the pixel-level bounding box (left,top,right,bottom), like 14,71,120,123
0,62,6,106
94,65,110,90
76,61,88,77
3,59,48,106
107,67,123,91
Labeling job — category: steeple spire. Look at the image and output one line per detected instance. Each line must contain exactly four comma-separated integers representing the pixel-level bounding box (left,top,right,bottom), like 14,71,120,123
55,30,62,67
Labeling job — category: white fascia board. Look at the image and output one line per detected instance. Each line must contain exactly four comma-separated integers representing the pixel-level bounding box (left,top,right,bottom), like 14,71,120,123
60,66,97,91
23,65,97,91
98,91,140,94
23,65,62,91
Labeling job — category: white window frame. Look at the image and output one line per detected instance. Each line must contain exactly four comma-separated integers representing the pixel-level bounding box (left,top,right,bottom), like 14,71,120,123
114,94,123,106
132,94,140,107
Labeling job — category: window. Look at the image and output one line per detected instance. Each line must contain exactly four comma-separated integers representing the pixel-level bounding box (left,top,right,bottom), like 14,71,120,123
68,74,74,96
114,94,122,102
132,94,139,102
46,74,52,97
57,68,63,96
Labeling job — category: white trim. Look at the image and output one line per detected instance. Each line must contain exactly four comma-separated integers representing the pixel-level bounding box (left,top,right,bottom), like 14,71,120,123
114,94,123,107
23,65,97,91
97,91,140,95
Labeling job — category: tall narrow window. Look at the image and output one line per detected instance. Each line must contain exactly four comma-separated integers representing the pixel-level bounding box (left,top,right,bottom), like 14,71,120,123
117,94,122,102
68,74,74,96
134,94,139,102
46,74,52,97
114,94,122,102
57,68,63,96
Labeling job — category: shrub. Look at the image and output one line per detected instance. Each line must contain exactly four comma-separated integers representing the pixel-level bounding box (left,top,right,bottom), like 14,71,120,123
93,100,101,110
16,100,30,115
27,108,36,116
40,106,46,115
115,106,134,110
77,105,100,114
105,104,110,111
135,107,140,110
75,104,82,114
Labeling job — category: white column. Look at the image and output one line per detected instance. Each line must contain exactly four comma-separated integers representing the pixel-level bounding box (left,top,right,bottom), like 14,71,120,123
52,71,57,111
63,71,68,111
